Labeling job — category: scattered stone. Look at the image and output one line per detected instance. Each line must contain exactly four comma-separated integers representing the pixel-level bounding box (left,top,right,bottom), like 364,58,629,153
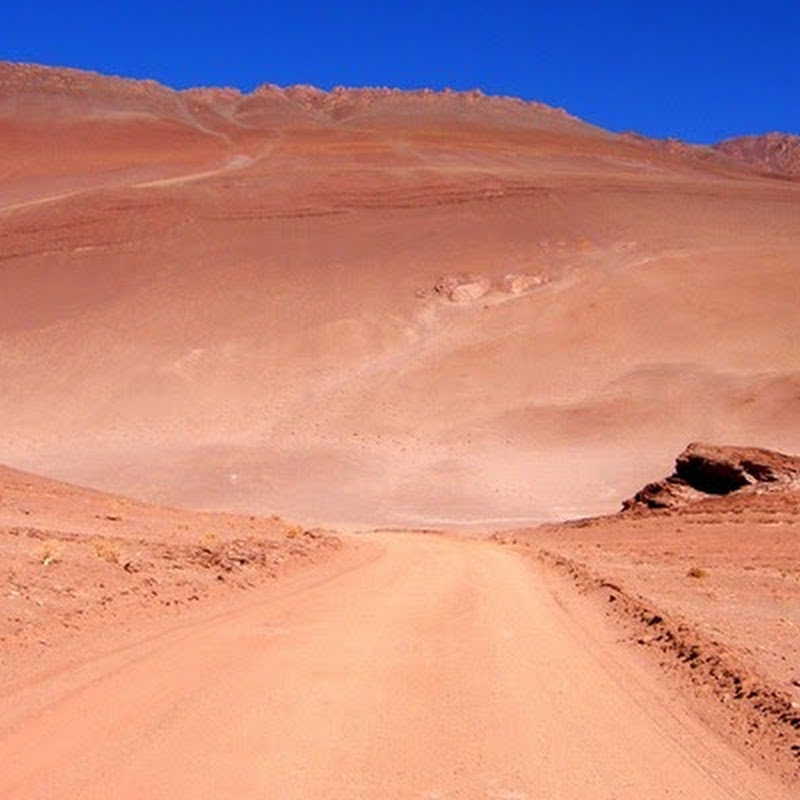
431,273,491,303
449,280,490,303
501,272,549,294
426,270,550,304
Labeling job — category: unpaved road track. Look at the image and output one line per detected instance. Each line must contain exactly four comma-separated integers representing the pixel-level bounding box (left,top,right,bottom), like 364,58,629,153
0,534,789,799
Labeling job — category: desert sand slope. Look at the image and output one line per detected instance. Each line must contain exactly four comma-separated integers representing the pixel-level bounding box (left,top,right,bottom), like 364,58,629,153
0,532,790,799
1,61,800,527
0,462,340,670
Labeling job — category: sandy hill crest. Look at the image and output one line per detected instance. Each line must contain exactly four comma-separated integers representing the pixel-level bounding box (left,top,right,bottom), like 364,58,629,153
4,60,798,180
0,60,593,132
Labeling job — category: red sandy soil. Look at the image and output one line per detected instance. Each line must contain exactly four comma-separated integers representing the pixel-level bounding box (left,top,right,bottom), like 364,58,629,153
2,61,799,528
0,458,795,796
1,61,799,796
0,522,792,798
0,463,341,678
496,487,800,785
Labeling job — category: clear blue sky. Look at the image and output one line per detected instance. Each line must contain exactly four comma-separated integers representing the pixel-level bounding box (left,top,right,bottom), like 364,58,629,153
2,0,798,143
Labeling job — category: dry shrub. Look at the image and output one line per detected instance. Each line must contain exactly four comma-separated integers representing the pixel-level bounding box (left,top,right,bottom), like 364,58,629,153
34,539,64,566
686,566,709,579
198,531,218,550
91,538,120,564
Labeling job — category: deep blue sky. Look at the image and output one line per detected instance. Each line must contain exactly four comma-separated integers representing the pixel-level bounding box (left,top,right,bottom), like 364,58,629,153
2,1,798,143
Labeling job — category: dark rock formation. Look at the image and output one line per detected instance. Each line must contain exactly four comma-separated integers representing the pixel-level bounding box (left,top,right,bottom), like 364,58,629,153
623,442,800,511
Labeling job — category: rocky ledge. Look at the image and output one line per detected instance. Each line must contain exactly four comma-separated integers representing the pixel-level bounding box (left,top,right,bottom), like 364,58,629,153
622,442,800,511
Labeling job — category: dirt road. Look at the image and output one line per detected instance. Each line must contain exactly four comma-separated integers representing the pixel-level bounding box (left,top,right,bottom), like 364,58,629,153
0,534,788,799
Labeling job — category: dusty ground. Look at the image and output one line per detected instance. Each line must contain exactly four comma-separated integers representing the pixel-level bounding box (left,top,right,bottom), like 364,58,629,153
0,464,341,680
496,489,800,784
0,529,793,799
0,462,795,796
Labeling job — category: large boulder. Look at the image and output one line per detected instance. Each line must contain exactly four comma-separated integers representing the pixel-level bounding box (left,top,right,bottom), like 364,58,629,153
622,442,800,511
676,442,800,493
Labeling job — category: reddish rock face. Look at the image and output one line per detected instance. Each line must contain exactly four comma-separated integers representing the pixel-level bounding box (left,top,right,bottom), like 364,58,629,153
676,442,800,492
623,443,800,511
713,134,800,179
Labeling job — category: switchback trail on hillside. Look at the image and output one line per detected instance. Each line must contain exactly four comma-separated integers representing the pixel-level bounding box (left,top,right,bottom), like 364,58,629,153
0,533,788,799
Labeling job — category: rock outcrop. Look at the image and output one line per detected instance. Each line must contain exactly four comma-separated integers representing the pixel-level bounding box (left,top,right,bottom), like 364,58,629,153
421,271,549,304
618,130,800,182
622,442,800,511
713,133,800,180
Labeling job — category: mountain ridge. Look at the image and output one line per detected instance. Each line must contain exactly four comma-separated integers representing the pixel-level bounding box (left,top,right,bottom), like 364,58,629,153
0,59,591,131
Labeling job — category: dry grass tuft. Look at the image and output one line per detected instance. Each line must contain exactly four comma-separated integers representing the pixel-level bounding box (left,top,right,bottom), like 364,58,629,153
686,566,709,579
198,531,218,550
91,538,121,564
33,539,64,566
